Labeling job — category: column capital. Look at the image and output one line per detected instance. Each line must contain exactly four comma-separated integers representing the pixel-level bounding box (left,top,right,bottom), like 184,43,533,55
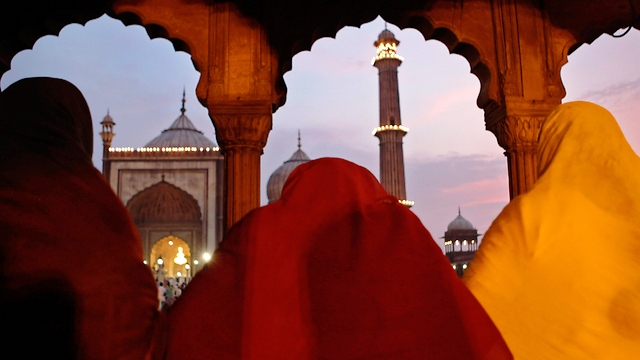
484,100,559,151
484,101,560,199
209,101,272,153
207,102,272,232
488,115,544,152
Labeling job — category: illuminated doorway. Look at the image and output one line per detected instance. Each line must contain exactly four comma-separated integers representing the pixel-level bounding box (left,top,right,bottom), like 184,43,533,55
150,235,192,279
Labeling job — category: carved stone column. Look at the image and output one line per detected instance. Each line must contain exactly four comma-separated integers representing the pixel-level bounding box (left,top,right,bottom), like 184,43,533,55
210,103,272,231
482,1,568,198
486,109,547,199
203,4,280,233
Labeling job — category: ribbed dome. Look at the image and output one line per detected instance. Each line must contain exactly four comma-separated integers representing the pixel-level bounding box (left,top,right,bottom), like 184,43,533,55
127,180,202,224
144,93,217,148
101,112,114,126
378,29,397,41
447,208,475,231
267,148,310,203
144,114,217,148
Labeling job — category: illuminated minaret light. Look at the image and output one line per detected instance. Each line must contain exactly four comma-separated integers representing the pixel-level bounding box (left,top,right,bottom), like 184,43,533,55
372,27,413,207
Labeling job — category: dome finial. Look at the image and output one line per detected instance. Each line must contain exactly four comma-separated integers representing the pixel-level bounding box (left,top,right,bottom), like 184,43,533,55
297,129,301,150
458,206,461,215
180,88,186,116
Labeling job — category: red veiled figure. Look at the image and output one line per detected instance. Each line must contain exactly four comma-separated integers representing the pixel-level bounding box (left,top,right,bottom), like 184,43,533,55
0,77,159,359
165,158,511,359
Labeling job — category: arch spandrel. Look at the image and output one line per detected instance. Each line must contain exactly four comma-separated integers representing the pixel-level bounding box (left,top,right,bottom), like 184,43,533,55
383,14,498,110
109,0,213,107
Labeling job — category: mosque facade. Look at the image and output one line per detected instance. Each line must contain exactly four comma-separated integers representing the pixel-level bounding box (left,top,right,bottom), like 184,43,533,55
100,93,223,278
443,208,479,277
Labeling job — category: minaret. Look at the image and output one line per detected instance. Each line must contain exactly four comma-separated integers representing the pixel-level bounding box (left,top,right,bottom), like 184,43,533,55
100,110,115,179
372,28,412,207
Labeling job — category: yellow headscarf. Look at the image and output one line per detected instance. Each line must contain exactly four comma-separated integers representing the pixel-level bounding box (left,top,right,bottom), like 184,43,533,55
463,101,640,359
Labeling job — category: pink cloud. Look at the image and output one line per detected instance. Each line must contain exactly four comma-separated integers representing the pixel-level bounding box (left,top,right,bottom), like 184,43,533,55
409,85,480,126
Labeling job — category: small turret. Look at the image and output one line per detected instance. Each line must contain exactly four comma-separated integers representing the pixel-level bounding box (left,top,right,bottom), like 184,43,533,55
100,110,115,146
100,111,115,178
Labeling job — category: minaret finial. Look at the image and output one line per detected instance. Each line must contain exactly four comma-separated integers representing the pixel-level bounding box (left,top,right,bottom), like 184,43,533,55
107,108,110,116
180,88,186,116
297,129,301,150
458,206,461,215
384,22,388,30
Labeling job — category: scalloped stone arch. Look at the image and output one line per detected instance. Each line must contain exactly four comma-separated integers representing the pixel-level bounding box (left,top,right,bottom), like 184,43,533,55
286,15,497,112
1,1,635,110
112,12,194,61
0,3,499,147
0,9,200,82
2,0,635,230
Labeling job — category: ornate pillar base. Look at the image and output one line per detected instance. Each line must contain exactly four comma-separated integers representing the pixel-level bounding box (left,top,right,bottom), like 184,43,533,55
210,102,272,232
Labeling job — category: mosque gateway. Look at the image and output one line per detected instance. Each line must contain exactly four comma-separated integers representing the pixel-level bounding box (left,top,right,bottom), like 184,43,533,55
101,93,223,278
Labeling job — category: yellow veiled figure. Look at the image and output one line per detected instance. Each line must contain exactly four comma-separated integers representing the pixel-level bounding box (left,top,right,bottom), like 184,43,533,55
463,101,640,359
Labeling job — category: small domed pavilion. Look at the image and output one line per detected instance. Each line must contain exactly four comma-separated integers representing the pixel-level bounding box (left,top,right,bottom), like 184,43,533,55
443,207,480,277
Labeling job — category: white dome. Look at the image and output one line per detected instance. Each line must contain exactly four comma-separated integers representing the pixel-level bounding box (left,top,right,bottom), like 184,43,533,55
145,93,217,148
145,114,217,148
447,209,475,231
266,148,310,203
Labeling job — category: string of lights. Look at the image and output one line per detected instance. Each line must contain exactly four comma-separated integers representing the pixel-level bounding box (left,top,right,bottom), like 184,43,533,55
109,146,220,152
371,42,404,64
398,199,414,207
372,124,409,135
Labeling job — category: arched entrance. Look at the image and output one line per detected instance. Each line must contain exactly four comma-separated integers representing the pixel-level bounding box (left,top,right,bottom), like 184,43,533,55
150,235,192,279
126,179,204,275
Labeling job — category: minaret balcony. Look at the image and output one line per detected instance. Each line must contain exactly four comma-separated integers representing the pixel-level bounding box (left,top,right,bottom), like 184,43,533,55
372,124,409,135
398,199,414,207
371,42,404,65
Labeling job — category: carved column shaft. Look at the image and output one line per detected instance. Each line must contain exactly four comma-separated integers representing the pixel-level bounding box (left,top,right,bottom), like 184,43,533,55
210,104,272,232
485,1,568,198
204,3,280,233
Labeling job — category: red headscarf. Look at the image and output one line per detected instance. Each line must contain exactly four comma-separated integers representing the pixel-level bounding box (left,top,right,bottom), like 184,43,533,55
165,158,511,359
0,77,158,359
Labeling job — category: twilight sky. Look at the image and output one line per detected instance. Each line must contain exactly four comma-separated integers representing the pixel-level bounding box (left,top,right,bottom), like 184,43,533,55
2,15,638,251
